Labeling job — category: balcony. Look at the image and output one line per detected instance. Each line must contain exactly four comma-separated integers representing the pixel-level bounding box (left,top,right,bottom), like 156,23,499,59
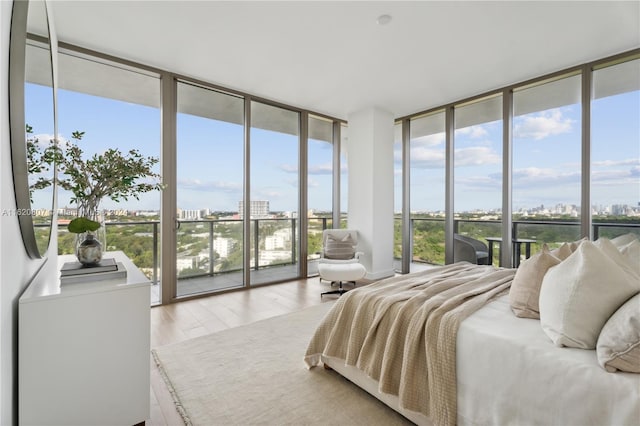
400,217,640,266
56,217,337,303
55,216,638,304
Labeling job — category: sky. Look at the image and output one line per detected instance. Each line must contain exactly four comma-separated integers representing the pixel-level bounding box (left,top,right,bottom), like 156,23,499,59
27,82,343,214
26,62,639,217
398,88,639,213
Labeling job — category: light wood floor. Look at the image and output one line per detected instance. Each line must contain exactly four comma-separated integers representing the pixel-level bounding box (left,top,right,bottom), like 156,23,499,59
146,262,436,425
147,276,342,426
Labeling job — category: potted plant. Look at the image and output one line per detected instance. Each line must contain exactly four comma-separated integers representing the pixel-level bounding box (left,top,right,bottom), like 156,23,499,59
30,128,163,264
68,216,103,265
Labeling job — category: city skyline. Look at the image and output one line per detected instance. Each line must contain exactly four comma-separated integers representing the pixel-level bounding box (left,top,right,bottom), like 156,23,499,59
51,199,640,219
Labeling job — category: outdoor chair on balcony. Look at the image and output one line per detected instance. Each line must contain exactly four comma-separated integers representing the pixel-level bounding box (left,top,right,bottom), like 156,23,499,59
454,234,490,265
318,229,366,297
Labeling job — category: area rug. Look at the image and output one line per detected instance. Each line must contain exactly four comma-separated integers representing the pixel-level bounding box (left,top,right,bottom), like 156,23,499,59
152,302,413,425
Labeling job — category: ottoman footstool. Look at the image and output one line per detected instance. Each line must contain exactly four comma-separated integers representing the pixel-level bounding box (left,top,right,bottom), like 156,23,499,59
318,262,366,297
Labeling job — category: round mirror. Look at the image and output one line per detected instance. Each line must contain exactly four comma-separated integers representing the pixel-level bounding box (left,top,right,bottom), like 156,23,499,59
9,0,58,258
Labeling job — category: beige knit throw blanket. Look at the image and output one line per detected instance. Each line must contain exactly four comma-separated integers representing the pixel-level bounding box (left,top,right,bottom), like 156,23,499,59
304,262,516,426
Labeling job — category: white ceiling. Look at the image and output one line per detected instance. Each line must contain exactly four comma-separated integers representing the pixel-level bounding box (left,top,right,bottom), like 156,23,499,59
49,0,640,120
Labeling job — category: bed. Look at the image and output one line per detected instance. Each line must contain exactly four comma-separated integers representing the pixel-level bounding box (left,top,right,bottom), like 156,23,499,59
304,237,640,426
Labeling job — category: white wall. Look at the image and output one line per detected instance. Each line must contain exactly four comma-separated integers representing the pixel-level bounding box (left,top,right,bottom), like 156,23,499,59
346,106,395,280
1,1,56,424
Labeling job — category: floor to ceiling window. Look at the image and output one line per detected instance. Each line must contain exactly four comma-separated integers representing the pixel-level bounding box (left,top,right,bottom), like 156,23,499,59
176,82,245,297
340,123,349,228
56,50,162,303
591,58,640,239
512,73,582,252
51,38,635,301
454,95,503,264
307,115,334,276
393,122,403,270
399,51,637,269
249,101,300,285
410,111,446,264
47,41,343,305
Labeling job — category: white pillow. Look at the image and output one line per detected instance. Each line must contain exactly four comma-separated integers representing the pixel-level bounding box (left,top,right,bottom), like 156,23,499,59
611,233,639,249
594,237,638,277
596,293,640,373
550,242,572,260
568,237,588,252
539,241,640,349
620,239,640,277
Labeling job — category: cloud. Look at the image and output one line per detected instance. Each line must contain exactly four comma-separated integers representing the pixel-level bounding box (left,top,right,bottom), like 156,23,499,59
30,133,56,147
309,163,332,175
279,164,297,173
407,145,501,169
456,162,639,194
514,109,574,140
395,133,445,164
278,163,332,175
253,189,285,200
591,158,640,185
409,147,445,169
592,168,640,184
592,158,640,167
455,174,502,190
455,167,580,195
178,178,241,193
455,146,501,166
456,125,488,139
512,167,580,187
411,133,446,147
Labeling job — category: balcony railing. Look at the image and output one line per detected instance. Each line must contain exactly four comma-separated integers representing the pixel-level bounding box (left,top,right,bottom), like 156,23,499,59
53,216,638,290
399,217,640,265
56,217,337,286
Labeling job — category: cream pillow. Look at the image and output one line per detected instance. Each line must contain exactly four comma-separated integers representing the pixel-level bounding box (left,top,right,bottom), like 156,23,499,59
611,233,639,249
324,234,355,260
596,293,640,373
509,244,561,319
550,242,572,260
620,239,640,277
539,241,640,349
568,237,588,252
594,237,639,277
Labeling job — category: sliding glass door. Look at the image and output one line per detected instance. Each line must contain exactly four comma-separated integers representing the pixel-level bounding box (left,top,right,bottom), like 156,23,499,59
176,82,245,297
307,115,334,276
249,101,300,285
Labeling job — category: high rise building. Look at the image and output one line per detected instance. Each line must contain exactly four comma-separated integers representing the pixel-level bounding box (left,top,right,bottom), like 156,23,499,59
238,200,270,219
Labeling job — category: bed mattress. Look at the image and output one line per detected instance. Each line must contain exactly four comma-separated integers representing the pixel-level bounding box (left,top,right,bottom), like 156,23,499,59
323,294,640,425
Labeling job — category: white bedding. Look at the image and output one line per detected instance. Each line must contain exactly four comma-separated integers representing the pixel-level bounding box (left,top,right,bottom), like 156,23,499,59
457,294,640,425
306,263,515,426
324,294,640,425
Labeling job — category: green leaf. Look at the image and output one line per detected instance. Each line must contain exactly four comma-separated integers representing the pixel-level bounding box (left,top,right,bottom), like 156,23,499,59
68,217,101,233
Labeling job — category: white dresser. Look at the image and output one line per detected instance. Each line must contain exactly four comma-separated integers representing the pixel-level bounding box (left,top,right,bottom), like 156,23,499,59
19,251,150,426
